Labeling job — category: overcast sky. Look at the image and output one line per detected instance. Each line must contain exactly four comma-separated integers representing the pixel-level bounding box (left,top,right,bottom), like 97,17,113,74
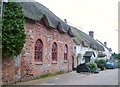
35,0,119,53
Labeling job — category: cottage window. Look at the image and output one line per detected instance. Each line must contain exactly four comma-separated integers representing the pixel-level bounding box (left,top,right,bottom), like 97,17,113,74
34,39,43,62
52,42,57,61
64,44,68,60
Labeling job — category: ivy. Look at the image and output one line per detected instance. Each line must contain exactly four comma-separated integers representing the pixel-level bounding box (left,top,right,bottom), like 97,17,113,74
2,2,25,58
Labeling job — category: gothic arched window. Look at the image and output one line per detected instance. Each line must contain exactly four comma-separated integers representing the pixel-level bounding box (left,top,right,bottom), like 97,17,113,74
64,44,68,60
52,42,57,61
34,39,43,62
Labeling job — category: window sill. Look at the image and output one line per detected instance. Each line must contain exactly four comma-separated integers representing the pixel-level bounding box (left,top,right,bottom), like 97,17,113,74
35,62,43,65
52,61,57,64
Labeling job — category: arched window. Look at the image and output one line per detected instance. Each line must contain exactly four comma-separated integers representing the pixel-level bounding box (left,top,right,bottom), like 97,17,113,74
64,44,68,60
34,39,43,62
52,42,57,61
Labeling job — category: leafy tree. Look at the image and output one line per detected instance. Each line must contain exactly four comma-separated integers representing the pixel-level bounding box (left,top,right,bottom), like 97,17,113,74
115,54,120,60
2,1,25,58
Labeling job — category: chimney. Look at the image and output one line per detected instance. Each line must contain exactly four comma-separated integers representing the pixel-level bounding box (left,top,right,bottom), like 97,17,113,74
64,19,67,23
89,31,94,38
104,42,107,46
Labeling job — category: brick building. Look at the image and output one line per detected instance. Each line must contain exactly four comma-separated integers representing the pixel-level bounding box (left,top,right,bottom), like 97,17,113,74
2,1,74,84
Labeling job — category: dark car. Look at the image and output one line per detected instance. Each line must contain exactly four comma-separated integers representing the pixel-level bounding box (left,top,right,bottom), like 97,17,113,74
76,63,90,73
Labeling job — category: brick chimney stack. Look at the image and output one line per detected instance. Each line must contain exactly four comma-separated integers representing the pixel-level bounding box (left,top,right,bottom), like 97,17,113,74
89,31,94,38
104,42,107,46
64,19,67,23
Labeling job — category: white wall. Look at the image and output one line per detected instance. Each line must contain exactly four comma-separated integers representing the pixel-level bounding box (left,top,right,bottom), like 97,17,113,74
73,42,102,68
74,44,92,65
103,47,111,59
96,41,112,59
72,42,79,68
78,47,99,64
89,48,98,58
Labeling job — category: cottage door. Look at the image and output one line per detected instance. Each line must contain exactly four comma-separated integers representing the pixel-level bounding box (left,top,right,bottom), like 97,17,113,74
85,57,90,63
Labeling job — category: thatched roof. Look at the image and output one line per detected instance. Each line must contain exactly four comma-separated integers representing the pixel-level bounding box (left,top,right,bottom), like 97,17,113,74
98,52,106,57
20,1,71,34
96,40,111,51
70,26,89,47
20,1,104,51
70,26,104,51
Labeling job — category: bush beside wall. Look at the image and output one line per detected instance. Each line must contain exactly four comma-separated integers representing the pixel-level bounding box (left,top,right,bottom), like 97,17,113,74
86,62,98,73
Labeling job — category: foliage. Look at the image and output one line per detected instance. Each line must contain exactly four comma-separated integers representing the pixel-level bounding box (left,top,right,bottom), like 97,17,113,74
112,53,120,60
39,73,53,78
2,2,25,57
86,62,98,72
32,71,65,80
95,59,106,66
55,71,64,75
39,71,64,78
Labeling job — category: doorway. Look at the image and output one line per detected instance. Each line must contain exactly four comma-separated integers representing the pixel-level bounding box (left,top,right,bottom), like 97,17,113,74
72,56,75,70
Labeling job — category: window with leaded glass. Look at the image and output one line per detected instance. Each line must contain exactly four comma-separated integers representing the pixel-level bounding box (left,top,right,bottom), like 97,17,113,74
64,44,68,60
34,39,43,62
52,42,57,61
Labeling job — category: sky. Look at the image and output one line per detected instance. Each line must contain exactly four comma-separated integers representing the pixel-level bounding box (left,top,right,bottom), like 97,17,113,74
35,0,119,53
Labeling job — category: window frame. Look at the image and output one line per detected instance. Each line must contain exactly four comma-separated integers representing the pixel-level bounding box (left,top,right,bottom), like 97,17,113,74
34,39,43,63
52,42,57,62
64,44,68,61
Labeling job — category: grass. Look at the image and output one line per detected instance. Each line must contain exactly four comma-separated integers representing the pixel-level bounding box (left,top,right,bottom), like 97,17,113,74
40,71,64,78
12,71,66,85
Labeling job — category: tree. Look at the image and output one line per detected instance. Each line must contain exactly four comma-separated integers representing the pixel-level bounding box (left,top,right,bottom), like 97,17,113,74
2,1,25,58
115,53,120,60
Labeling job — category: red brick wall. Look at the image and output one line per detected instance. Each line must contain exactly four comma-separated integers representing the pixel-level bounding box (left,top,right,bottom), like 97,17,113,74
2,19,73,84
20,19,73,76
2,58,15,83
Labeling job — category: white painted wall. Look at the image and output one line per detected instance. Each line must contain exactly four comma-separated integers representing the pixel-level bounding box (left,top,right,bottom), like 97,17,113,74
103,47,111,59
73,42,103,68
73,44,82,67
72,42,79,68
90,53,96,62
73,44,92,66
96,41,112,59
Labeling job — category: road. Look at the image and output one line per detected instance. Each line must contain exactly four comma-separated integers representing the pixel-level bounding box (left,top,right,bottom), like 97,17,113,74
14,69,118,85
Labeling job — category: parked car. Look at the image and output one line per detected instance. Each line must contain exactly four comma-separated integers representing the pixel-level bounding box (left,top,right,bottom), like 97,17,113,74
76,63,90,73
106,60,115,69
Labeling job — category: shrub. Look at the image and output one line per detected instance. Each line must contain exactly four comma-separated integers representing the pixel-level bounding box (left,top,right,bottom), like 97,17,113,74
113,53,120,60
95,59,106,66
95,59,107,70
86,62,98,73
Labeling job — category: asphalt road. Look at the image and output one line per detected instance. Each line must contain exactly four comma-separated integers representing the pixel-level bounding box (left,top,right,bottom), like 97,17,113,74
14,69,118,85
